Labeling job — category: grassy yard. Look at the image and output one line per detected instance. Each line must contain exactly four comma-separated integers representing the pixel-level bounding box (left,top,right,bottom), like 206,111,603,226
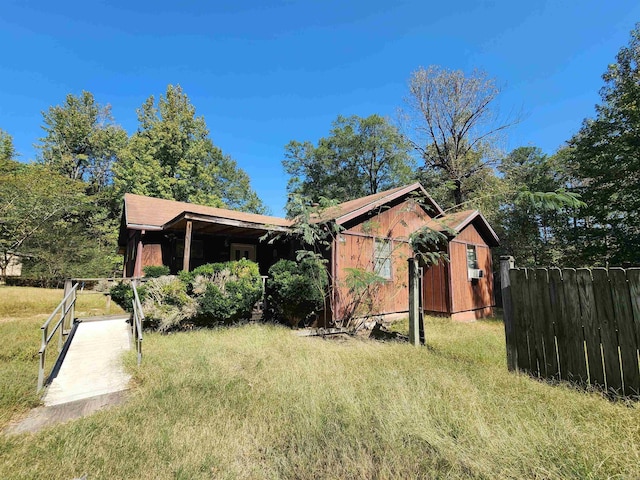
1,287,639,479
0,286,123,429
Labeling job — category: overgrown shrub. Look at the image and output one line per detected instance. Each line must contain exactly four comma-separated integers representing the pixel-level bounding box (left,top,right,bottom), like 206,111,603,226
111,260,262,331
266,257,328,327
141,276,197,332
189,259,262,326
143,265,170,278
110,280,147,312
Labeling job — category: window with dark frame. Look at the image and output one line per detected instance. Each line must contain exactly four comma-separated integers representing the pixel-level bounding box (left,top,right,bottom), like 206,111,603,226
466,244,478,269
374,238,392,280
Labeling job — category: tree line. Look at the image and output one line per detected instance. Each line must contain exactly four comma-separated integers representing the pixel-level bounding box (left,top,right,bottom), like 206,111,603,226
1,24,638,281
284,24,640,268
0,86,265,281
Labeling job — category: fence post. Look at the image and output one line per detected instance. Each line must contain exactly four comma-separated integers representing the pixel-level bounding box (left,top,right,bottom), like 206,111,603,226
500,256,516,371
408,257,420,346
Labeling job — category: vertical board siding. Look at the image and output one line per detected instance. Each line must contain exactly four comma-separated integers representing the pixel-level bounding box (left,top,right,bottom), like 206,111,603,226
449,240,494,314
507,267,640,396
422,260,449,313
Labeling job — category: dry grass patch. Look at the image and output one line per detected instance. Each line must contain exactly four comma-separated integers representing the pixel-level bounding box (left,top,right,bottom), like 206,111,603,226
0,286,124,429
1,315,639,479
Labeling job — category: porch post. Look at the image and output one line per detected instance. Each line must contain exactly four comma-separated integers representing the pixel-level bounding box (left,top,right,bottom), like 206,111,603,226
183,220,193,272
134,231,144,278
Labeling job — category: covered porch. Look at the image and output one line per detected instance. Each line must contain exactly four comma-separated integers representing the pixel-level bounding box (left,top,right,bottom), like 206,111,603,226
120,194,294,277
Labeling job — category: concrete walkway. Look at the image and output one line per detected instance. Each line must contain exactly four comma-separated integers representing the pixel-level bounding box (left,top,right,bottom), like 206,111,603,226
43,316,132,407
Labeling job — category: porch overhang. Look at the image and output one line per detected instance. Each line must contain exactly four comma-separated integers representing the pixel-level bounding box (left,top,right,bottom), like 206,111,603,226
162,211,292,238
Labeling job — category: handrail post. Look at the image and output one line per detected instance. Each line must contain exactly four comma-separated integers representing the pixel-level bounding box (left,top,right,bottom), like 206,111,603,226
37,327,46,392
36,282,79,393
70,282,76,330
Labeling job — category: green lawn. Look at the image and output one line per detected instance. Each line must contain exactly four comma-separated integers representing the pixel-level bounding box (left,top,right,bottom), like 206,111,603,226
1,287,639,479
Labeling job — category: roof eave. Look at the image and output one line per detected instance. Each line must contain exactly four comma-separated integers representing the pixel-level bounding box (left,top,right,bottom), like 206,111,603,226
163,211,292,233
335,182,444,225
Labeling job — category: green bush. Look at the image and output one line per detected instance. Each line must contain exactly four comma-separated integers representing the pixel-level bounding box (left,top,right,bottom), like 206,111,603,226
110,281,147,312
143,265,170,278
112,260,262,331
190,259,262,326
266,257,328,327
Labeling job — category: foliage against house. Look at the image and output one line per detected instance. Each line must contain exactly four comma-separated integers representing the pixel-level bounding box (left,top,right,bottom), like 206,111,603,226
119,183,499,324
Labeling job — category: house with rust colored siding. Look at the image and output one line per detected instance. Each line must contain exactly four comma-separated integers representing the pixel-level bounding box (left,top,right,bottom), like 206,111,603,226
118,183,499,323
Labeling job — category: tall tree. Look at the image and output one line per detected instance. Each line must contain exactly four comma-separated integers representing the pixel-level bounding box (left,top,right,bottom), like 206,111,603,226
113,85,265,213
568,24,640,266
402,66,518,206
0,129,18,173
37,91,127,193
283,114,414,216
0,165,87,281
495,147,571,266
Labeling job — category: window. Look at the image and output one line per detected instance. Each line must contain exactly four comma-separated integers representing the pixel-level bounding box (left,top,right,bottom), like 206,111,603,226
466,245,478,269
374,238,392,280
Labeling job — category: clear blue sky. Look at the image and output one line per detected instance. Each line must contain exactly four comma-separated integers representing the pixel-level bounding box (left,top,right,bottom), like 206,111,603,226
1,0,639,216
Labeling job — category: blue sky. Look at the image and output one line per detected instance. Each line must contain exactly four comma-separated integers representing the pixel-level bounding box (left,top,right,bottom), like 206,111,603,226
1,0,639,216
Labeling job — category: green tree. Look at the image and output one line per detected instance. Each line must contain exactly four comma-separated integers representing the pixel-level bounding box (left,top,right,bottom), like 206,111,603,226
567,24,640,265
0,165,87,281
113,85,265,213
37,91,127,193
402,66,518,207
283,114,414,216
0,129,19,176
496,147,572,266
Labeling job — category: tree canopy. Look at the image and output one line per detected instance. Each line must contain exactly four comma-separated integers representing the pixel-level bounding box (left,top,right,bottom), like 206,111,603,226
113,85,266,214
402,66,517,207
567,23,640,265
0,164,88,281
283,114,414,216
37,91,128,194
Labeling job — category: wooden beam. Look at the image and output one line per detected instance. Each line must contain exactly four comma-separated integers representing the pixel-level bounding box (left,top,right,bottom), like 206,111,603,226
500,256,516,371
166,213,290,233
183,220,193,272
408,257,420,346
134,234,143,278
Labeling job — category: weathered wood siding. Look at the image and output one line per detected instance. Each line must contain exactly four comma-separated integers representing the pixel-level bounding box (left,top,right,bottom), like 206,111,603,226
448,223,494,316
333,199,431,319
142,244,163,268
422,259,449,313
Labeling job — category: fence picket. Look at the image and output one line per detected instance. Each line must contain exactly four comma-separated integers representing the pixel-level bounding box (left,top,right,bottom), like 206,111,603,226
536,268,559,378
558,269,588,384
628,269,640,357
592,268,622,393
609,268,640,396
576,269,605,388
510,268,531,372
526,269,545,376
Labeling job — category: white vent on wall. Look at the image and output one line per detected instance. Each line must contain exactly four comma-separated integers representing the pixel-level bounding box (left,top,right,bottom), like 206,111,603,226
468,268,484,279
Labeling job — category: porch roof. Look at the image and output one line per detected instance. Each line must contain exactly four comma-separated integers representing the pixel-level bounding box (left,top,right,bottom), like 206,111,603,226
123,193,293,232
162,211,292,238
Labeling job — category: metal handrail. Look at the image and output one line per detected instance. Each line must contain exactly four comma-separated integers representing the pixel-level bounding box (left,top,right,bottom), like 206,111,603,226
131,281,144,365
37,282,78,392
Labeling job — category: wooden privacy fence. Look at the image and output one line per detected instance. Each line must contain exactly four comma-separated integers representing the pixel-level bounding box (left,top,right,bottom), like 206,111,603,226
501,258,640,396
